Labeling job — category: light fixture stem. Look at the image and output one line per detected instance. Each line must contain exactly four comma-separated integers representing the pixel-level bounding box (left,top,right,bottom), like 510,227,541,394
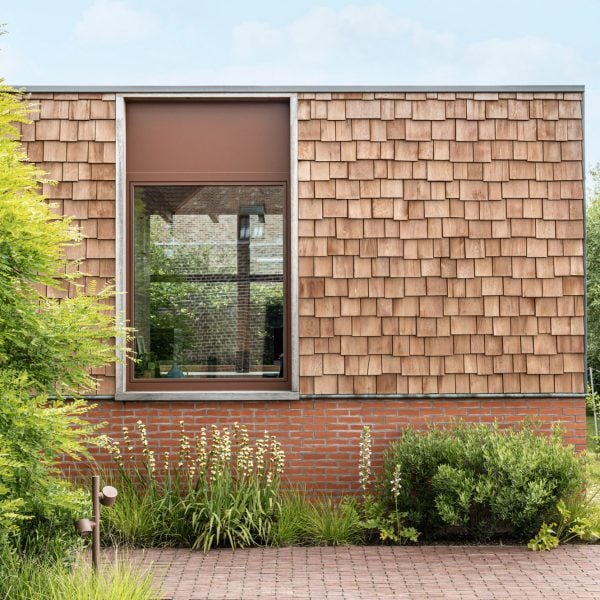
92,475,100,572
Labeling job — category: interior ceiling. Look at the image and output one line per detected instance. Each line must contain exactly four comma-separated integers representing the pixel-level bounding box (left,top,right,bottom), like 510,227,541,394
137,185,284,217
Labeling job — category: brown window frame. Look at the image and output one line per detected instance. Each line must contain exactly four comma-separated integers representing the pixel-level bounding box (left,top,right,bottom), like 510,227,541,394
123,99,292,393
126,180,291,392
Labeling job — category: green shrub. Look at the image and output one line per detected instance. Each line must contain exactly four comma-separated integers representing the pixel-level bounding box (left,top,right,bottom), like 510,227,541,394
101,421,284,552
380,422,584,541
0,80,120,561
0,371,93,559
586,386,600,416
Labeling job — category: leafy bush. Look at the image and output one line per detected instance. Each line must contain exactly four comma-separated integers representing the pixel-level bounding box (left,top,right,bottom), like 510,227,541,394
0,79,120,563
0,370,95,558
380,422,584,540
0,87,120,395
585,388,600,452
586,384,600,416
586,163,600,375
101,421,284,552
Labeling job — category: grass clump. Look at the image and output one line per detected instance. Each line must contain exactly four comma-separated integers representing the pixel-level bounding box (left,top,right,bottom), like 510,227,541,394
301,497,363,546
269,491,364,547
0,546,153,600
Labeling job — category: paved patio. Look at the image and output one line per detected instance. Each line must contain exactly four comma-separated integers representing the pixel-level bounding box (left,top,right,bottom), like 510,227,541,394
106,544,600,599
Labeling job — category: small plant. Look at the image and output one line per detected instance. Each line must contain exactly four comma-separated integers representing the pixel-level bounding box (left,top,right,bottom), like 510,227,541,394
301,497,364,546
586,386,600,416
358,466,419,545
528,498,600,551
586,386,600,452
356,426,419,545
100,420,285,552
358,425,372,500
268,489,312,547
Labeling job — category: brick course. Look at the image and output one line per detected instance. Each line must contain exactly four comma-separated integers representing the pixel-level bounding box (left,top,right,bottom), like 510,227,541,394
78,396,584,493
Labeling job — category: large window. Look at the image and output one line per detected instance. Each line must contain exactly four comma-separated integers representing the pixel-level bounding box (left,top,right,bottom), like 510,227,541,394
124,100,291,392
131,184,287,387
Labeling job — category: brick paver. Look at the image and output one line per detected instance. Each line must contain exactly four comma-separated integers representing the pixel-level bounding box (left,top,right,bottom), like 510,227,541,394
109,545,600,599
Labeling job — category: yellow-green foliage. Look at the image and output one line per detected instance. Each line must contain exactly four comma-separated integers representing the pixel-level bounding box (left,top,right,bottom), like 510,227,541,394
0,81,119,395
0,547,154,600
0,371,95,551
0,81,119,555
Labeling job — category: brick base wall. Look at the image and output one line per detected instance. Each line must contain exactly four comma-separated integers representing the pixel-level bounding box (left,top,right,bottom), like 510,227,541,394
65,397,585,493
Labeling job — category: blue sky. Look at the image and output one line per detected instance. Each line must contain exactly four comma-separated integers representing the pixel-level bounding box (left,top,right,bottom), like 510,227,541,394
1,0,599,179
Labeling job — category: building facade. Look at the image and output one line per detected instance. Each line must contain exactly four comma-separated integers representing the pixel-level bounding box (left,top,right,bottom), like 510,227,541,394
22,86,585,491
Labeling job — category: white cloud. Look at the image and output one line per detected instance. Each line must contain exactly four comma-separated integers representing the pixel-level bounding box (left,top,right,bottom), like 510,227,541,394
75,0,159,45
173,2,597,168
225,3,587,85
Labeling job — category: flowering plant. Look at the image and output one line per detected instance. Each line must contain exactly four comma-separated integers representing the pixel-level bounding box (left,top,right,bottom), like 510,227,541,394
356,426,419,545
99,420,285,551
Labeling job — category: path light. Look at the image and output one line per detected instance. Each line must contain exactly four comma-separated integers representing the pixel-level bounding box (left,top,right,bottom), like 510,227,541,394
75,518,93,536
75,475,118,571
100,485,118,507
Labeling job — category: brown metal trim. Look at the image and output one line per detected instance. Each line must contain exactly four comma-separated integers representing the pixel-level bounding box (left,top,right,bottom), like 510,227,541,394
127,172,289,182
126,100,290,178
125,99,291,393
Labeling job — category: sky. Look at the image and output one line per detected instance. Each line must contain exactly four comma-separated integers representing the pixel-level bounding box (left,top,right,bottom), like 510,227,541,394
1,0,599,182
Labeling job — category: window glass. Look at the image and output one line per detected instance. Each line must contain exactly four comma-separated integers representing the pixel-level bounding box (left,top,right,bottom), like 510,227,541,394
133,184,285,380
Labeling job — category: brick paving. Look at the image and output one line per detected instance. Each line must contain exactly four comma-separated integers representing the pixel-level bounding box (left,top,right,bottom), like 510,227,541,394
109,545,600,599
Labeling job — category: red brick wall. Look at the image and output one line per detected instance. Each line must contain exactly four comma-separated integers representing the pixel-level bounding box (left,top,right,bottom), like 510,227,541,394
74,397,585,493
24,90,586,492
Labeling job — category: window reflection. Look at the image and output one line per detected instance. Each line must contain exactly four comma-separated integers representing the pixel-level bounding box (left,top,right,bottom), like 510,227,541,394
133,185,285,379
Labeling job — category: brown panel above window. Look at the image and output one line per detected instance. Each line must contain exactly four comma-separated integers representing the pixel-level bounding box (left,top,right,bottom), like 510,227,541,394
126,100,290,181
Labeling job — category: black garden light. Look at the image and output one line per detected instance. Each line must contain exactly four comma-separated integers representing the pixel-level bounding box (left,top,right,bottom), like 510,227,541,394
75,475,118,571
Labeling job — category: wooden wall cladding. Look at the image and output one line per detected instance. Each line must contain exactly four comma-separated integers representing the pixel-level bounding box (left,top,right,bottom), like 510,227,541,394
23,91,585,398
296,91,584,396
21,93,117,395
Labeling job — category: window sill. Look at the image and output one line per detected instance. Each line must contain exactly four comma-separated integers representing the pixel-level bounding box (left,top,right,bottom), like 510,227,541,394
115,391,300,402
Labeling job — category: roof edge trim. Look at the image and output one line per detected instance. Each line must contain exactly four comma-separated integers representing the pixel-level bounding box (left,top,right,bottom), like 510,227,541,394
13,84,586,94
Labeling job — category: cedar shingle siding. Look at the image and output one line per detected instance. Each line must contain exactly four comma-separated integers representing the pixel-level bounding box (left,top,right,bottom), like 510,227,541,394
297,92,584,397
21,93,117,395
